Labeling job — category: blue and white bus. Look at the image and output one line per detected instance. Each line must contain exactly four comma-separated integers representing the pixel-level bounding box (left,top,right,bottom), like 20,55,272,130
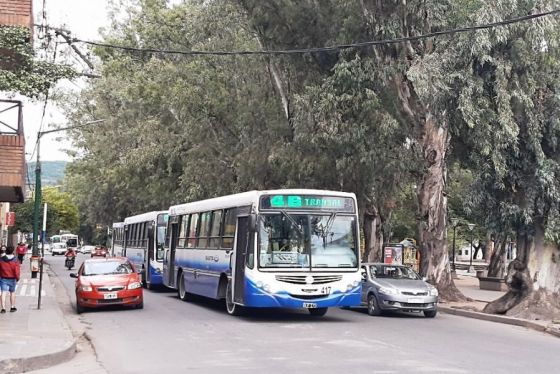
163,189,361,316
123,211,168,289
110,222,125,257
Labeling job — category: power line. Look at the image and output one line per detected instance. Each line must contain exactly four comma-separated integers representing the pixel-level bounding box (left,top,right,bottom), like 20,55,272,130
42,8,560,57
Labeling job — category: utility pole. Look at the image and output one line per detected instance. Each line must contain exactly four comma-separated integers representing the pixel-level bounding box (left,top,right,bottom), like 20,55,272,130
31,119,105,279
31,139,42,278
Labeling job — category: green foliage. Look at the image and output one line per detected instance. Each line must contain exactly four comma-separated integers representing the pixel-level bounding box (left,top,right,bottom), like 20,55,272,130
11,187,79,236
0,26,76,97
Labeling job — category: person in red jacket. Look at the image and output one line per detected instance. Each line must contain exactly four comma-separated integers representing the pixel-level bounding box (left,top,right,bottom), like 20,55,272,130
16,242,27,264
0,246,20,313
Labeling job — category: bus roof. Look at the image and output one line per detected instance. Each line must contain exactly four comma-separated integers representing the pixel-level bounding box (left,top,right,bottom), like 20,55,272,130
169,189,356,216
124,211,168,225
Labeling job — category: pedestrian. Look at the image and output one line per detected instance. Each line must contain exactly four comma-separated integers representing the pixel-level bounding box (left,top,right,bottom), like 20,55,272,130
0,246,20,313
0,245,6,256
16,242,27,264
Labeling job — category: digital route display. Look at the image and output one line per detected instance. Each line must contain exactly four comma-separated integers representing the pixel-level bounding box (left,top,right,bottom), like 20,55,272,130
260,195,355,212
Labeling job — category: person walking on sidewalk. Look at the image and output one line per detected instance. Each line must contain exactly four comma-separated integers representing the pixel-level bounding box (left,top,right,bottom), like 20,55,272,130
16,242,27,264
0,246,20,313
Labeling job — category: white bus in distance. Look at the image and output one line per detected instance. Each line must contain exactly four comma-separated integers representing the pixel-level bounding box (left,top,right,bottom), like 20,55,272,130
163,189,361,316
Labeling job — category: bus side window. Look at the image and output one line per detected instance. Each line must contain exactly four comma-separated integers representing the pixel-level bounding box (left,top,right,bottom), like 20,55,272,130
187,214,199,248
178,215,189,248
209,210,223,248
198,212,211,248
221,208,236,249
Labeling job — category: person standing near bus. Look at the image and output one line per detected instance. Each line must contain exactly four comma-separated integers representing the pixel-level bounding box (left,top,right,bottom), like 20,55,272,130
16,242,27,264
0,246,20,313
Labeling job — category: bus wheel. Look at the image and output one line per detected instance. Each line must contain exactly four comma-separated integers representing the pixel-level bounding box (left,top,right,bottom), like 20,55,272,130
226,280,243,316
308,307,328,316
178,273,193,301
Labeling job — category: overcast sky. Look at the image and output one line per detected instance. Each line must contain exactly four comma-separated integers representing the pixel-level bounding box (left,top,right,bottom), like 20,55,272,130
23,0,112,161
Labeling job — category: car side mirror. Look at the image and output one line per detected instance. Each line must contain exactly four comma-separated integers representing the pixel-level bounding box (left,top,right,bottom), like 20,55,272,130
70,273,78,278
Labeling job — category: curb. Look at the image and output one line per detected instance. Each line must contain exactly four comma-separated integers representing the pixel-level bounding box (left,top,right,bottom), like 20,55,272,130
439,306,560,338
0,341,77,374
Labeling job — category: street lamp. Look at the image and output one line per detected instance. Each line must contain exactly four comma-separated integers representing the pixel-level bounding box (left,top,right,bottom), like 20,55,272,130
466,223,475,273
450,218,459,271
31,119,105,279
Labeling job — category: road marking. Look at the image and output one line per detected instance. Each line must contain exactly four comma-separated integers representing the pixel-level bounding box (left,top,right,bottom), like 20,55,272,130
15,279,46,297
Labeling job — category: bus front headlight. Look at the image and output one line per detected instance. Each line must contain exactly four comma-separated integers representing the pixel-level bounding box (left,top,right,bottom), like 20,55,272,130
256,281,271,293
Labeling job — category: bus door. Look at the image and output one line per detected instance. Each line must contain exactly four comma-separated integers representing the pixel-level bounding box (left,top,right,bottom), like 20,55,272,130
146,222,155,282
232,216,249,303
165,221,179,288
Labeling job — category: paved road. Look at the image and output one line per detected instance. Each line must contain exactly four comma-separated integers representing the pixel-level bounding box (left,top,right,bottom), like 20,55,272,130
48,254,560,374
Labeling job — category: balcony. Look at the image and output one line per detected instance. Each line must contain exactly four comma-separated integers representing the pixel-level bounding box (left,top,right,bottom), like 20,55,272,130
0,100,26,203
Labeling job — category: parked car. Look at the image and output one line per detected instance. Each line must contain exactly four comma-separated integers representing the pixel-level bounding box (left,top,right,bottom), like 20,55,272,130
360,263,438,318
80,245,96,254
91,246,108,257
51,243,68,256
70,257,143,313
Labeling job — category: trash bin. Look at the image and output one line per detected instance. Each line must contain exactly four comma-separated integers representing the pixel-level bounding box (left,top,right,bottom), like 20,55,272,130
30,255,40,278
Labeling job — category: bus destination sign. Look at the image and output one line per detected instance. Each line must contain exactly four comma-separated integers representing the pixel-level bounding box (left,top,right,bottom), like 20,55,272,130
260,195,355,212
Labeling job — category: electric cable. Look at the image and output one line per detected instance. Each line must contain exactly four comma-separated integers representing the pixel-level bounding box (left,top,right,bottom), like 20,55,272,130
40,8,560,57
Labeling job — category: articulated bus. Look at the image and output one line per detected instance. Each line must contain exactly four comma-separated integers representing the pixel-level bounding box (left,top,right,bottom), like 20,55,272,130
111,222,125,257
163,189,361,316
123,211,168,289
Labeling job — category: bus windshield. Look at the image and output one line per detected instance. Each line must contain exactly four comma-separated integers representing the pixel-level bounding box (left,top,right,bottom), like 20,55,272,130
258,213,358,269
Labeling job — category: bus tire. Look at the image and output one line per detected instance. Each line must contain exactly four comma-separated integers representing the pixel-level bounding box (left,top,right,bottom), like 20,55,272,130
226,279,243,316
308,307,328,317
178,272,193,301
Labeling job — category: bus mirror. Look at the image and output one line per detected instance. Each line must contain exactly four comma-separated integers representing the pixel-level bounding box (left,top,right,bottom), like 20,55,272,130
249,214,258,232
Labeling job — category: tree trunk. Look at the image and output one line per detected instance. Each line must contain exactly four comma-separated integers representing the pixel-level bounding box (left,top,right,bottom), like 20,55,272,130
415,112,465,301
363,204,383,262
487,235,506,278
484,221,560,319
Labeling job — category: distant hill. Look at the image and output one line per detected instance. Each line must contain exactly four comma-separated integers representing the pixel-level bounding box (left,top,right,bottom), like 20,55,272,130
27,161,68,186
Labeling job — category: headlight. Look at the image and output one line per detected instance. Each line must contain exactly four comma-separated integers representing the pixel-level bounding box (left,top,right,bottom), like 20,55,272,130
79,285,93,292
255,281,271,292
428,287,439,296
128,282,142,290
378,287,398,295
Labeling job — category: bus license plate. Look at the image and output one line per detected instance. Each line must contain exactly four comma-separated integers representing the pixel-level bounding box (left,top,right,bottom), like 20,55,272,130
104,292,118,300
303,303,317,308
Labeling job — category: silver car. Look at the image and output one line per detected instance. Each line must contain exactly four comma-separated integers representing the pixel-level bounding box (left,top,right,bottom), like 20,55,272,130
360,263,438,318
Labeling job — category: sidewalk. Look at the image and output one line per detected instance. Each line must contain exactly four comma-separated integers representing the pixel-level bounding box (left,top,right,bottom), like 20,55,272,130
440,271,560,338
0,260,76,374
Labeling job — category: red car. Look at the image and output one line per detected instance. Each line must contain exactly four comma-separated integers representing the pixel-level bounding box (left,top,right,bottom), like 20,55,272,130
91,246,108,257
70,257,143,313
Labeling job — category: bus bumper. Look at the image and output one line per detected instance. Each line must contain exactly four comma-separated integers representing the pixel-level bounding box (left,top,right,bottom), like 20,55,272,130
243,279,361,308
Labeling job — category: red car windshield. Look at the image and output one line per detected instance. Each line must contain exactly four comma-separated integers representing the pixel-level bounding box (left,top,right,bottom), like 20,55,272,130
82,261,133,276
